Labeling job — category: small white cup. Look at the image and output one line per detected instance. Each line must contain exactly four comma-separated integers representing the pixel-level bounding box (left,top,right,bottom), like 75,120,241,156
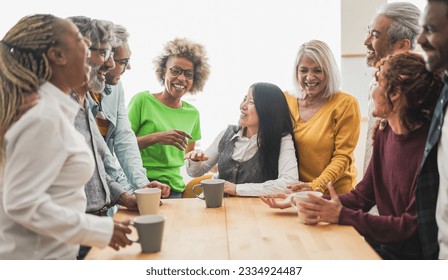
135,188,161,215
290,191,323,224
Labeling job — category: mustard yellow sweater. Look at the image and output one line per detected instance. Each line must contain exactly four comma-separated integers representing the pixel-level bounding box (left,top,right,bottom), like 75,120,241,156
285,91,360,194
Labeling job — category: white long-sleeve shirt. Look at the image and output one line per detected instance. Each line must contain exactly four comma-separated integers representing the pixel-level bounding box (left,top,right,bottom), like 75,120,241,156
437,106,448,259
186,127,299,196
0,82,113,260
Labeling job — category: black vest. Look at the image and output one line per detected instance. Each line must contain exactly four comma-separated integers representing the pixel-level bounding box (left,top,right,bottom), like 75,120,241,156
217,125,268,184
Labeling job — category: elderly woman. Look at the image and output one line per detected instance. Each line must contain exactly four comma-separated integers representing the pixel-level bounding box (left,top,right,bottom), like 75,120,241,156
185,82,299,197
128,38,210,198
268,52,443,259
0,14,132,259
284,40,360,194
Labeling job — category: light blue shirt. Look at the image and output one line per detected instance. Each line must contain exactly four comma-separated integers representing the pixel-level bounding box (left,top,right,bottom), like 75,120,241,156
88,81,149,193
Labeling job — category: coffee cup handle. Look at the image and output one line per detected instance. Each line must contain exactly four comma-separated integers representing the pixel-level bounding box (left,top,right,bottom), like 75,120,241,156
128,221,140,243
192,184,205,200
289,195,298,210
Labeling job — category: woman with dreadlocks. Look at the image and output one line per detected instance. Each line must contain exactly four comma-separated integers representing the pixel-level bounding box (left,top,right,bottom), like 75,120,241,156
0,14,132,259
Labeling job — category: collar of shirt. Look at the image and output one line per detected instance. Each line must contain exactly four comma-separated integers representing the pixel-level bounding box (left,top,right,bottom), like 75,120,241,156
229,127,258,142
70,92,89,112
229,127,259,162
40,82,81,122
104,84,112,96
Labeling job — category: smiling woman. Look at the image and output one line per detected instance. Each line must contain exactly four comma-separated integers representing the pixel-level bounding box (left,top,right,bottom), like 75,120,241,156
127,37,210,198
285,40,360,195
185,82,299,197
0,14,132,260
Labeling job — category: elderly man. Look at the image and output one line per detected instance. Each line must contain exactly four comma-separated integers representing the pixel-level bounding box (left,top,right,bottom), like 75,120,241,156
67,16,136,259
363,2,421,173
416,0,448,260
87,24,170,198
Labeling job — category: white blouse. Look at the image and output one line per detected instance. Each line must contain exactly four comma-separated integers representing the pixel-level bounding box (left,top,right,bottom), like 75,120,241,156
0,82,113,259
437,106,448,259
186,127,299,196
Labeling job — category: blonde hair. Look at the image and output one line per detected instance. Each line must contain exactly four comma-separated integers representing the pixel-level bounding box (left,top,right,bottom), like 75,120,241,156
0,14,59,164
292,40,341,99
153,37,210,94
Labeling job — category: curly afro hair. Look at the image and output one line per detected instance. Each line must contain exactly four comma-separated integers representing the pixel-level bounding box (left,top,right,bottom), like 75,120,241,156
153,37,210,94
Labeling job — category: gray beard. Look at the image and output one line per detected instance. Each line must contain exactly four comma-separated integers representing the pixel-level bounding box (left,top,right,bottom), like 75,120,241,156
88,71,105,93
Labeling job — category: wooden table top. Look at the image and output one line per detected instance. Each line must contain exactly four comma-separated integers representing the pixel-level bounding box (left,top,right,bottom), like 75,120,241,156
85,197,380,260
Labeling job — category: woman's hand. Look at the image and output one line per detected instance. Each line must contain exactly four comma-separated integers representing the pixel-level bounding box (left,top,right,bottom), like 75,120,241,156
109,220,132,250
143,181,171,198
224,181,237,196
184,150,209,162
288,182,312,192
260,193,291,209
299,182,342,224
371,118,388,146
156,130,192,150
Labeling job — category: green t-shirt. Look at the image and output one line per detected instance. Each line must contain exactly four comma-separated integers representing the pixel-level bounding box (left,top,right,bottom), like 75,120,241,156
127,91,201,192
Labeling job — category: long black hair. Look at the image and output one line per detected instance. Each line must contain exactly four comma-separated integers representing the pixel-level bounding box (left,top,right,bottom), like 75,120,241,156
251,82,295,180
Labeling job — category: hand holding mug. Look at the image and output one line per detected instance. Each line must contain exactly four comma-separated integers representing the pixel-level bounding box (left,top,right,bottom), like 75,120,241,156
290,191,324,224
117,192,138,211
108,220,133,250
157,129,192,150
299,182,342,224
144,180,171,198
130,215,165,253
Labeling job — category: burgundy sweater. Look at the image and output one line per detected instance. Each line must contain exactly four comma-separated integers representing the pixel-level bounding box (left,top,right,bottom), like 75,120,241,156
338,123,429,245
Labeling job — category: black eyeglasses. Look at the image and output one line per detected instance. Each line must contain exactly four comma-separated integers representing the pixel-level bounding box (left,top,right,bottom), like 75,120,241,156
114,58,130,70
90,47,114,60
169,65,194,80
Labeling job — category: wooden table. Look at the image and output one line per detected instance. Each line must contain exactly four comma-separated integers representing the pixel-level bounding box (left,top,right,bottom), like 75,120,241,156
86,198,380,260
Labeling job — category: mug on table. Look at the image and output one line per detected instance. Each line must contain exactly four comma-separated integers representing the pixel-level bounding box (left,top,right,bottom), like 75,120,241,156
290,191,323,224
192,179,225,208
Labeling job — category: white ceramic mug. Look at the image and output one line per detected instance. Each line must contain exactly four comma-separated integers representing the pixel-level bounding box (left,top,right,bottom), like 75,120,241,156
290,191,323,224
135,188,161,215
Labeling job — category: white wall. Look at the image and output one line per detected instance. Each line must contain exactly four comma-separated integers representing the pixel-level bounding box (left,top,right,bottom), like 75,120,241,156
1,0,341,150
3,0,427,183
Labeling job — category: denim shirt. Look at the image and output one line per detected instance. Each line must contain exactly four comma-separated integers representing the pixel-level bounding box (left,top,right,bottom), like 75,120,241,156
87,81,149,193
71,94,127,209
